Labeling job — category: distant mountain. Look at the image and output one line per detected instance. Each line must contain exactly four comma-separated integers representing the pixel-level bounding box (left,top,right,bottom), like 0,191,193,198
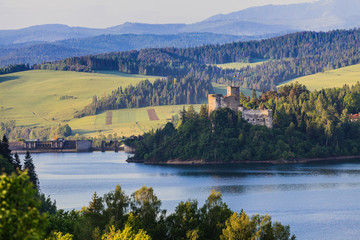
0,44,90,66
206,0,360,31
0,24,107,45
1,0,360,66
106,22,186,35
1,0,359,46
0,33,252,67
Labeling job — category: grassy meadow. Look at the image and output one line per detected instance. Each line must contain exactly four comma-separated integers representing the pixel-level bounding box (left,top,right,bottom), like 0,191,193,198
68,105,201,137
279,64,360,91
0,70,158,127
0,70,203,137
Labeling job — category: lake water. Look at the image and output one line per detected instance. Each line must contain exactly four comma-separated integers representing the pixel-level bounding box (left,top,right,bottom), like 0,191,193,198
25,152,360,240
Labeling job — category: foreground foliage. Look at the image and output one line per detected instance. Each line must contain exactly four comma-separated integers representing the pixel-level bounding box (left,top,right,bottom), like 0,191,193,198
44,185,296,240
0,171,48,240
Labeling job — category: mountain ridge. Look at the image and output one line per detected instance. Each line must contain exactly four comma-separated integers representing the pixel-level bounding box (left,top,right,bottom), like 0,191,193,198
3,0,360,45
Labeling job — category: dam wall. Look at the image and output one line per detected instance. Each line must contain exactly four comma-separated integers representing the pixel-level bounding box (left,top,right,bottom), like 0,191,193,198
9,139,92,153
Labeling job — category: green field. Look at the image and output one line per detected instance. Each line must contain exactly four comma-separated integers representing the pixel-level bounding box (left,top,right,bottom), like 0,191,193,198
279,64,360,91
0,70,158,127
0,70,204,137
212,58,269,70
68,105,201,137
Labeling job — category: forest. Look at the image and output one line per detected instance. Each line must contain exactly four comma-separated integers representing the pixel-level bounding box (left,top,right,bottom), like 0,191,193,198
75,75,213,118
0,33,245,67
0,136,295,240
34,29,360,90
0,63,30,75
130,82,360,162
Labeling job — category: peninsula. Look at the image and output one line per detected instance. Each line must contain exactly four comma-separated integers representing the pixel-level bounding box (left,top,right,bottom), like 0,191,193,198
128,82,360,164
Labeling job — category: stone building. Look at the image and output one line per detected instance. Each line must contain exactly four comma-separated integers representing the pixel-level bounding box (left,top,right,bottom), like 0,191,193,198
208,86,240,114
208,86,273,128
239,107,273,128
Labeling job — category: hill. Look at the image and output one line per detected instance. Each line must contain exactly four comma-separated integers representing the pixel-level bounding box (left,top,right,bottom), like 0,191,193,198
36,29,360,91
68,105,200,138
0,70,159,127
279,64,360,91
0,33,247,67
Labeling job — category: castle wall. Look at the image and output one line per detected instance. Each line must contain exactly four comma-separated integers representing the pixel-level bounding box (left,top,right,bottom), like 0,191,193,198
227,86,240,99
223,96,240,113
208,94,224,116
240,108,273,128
208,86,273,128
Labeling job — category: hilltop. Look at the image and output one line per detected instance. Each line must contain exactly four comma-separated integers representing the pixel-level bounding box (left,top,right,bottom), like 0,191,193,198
35,28,360,91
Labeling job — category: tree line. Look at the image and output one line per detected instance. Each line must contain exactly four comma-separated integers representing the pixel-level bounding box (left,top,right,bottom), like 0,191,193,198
75,75,213,118
130,82,360,162
0,121,72,141
0,63,30,75
34,29,360,90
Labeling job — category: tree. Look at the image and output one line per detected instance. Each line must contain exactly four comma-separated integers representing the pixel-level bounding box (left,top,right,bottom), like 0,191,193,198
51,124,72,138
39,193,57,215
200,190,232,240
166,199,200,239
75,192,105,240
0,135,14,169
0,154,13,174
344,92,360,113
221,211,261,240
220,211,295,240
199,104,208,118
13,152,21,170
104,185,129,229
0,171,48,239
251,89,257,102
45,231,74,240
47,210,79,237
23,151,40,191
129,186,166,239
101,225,151,240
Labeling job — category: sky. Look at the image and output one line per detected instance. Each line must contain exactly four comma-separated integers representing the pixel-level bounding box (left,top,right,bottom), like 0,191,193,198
0,0,317,30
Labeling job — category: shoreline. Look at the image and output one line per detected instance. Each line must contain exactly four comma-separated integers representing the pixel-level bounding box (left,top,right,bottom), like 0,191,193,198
127,155,360,165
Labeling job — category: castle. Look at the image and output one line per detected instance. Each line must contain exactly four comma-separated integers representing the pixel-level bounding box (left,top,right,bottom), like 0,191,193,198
208,86,273,128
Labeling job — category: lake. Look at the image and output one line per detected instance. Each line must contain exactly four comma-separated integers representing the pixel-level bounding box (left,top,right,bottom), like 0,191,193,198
25,152,360,240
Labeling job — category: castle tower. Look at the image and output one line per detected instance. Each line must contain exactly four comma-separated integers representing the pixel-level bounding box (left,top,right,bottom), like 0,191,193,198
226,86,240,99
208,94,224,116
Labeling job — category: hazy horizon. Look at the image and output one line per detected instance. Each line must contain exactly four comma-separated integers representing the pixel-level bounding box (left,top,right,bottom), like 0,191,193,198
0,0,316,30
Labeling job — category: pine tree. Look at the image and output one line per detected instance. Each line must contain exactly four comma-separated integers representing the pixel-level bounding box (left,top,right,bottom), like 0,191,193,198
23,151,39,191
1,135,14,169
13,153,21,170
